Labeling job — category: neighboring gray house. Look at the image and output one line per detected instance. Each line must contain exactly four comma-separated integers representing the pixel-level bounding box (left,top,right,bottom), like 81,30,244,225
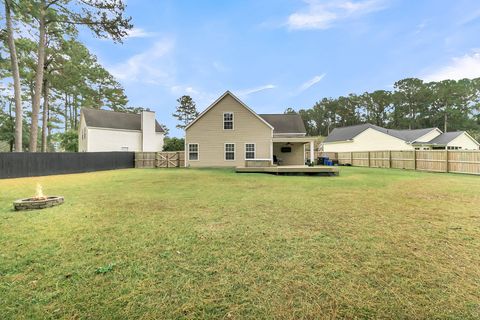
78,108,165,152
322,123,479,152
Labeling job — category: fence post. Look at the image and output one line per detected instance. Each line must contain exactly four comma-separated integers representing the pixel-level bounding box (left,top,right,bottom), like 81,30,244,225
350,152,352,165
413,150,416,171
388,151,391,168
445,149,449,173
367,152,371,168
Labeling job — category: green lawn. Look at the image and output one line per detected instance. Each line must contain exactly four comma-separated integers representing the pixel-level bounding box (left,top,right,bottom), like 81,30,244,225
1,167,479,319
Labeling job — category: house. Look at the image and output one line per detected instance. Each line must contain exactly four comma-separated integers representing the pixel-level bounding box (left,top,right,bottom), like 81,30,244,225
78,108,165,152
322,123,479,152
184,91,315,167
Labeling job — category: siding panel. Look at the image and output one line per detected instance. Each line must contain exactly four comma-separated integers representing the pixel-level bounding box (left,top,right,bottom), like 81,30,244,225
185,94,273,167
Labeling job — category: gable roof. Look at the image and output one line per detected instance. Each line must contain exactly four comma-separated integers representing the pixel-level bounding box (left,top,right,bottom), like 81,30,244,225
185,91,274,131
324,123,439,143
81,108,165,133
324,124,387,142
423,131,465,145
258,114,306,135
386,128,439,142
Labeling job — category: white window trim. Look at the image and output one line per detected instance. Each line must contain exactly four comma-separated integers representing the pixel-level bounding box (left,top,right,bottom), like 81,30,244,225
188,143,199,161
245,143,256,160
223,112,234,131
224,143,235,161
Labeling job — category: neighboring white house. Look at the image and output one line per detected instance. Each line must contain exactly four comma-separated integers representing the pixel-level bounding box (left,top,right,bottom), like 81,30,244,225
78,108,165,152
322,123,479,152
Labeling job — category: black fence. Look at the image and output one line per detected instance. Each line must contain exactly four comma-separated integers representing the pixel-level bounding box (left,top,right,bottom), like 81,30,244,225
0,152,135,179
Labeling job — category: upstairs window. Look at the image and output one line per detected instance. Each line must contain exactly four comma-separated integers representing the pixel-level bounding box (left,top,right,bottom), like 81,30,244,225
245,143,255,159
224,112,234,130
189,144,199,161
225,143,235,160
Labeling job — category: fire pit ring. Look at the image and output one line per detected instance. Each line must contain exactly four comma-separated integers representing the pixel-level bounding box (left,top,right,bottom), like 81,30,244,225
14,196,64,211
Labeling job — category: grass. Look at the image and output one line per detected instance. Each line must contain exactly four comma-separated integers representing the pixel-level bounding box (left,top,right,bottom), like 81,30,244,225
0,167,479,319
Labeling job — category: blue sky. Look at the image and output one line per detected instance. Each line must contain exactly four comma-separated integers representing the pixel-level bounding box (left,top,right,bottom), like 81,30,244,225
81,0,480,137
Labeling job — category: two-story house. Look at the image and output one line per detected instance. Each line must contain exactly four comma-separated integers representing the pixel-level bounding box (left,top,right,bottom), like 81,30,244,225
79,108,165,152
185,91,315,167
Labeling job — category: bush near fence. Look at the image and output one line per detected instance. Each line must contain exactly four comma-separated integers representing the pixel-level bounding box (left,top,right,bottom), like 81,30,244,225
337,150,480,175
0,152,134,179
135,151,185,168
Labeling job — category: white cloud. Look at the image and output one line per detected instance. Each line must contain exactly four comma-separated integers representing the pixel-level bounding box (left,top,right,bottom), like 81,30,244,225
459,9,480,25
298,73,326,91
237,84,276,97
108,38,175,84
422,51,480,82
287,0,388,30
170,85,199,96
125,27,156,39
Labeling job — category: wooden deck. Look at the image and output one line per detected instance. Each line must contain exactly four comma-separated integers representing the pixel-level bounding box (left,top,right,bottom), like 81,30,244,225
235,165,339,176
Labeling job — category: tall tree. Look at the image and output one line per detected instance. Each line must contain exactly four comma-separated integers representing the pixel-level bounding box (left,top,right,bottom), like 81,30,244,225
24,0,132,151
172,95,198,130
393,78,428,129
4,0,23,151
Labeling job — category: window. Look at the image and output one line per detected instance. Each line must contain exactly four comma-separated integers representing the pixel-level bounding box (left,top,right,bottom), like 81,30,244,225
189,144,199,161
223,112,234,130
281,146,292,153
245,143,255,159
225,143,235,160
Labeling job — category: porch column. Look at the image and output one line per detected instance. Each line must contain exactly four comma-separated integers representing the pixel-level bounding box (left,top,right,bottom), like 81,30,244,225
310,141,315,164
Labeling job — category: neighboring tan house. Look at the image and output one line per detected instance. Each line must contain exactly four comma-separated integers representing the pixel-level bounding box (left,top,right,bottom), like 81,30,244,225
78,108,165,152
185,91,315,167
322,123,479,152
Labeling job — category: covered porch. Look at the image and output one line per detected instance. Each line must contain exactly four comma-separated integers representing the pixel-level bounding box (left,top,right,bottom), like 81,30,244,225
272,136,316,166
235,136,339,175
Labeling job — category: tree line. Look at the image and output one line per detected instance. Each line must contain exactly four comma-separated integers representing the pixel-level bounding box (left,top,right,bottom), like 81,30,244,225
288,78,480,140
0,0,135,152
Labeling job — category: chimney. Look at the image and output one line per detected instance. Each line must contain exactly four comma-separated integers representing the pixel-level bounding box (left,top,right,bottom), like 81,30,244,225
141,110,156,151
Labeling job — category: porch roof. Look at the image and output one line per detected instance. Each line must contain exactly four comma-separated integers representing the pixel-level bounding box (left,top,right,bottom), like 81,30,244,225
272,137,316,143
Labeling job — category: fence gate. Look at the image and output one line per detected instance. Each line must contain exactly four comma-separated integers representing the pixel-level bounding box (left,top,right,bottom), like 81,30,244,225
156,153,168,168
167,152,179,167
135,151,185,168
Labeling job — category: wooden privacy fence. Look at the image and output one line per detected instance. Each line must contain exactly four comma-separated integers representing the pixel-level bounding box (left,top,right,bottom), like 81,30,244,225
135,151,185,168
337,150,480,175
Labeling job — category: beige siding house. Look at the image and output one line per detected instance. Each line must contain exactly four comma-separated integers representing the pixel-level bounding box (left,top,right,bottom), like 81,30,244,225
185,91,315,167
322,123,479,152
79,109,165,152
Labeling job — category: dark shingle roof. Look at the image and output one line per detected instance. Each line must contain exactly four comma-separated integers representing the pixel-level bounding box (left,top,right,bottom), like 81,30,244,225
425,132,464,145
258,114,306,135
324,123,438,143
386,128,438,142
82,108,164,133
324,124,387,142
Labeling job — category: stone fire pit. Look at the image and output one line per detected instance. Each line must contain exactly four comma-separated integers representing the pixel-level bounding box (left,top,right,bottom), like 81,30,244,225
14,196,64,211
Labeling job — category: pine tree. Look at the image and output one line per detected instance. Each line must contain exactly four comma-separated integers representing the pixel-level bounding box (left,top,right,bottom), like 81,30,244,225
172,95,199,130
